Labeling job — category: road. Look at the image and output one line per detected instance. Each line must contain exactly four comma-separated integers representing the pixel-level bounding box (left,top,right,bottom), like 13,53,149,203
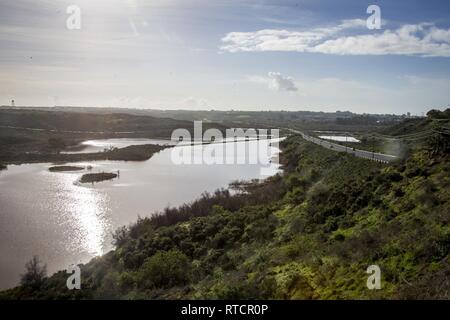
289,129,398,163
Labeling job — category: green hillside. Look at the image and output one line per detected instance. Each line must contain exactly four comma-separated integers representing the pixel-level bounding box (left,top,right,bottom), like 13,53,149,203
1,115,449,300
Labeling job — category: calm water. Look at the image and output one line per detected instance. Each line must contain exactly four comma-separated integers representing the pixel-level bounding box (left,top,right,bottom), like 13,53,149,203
63,138,177,154
0,138,281,289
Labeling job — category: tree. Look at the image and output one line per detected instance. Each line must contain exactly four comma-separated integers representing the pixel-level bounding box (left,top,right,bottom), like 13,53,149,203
426,108,450,119
112,226,129,246
20,256,47,288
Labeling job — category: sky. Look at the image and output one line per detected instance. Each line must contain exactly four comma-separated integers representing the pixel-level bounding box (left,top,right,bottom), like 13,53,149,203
1,0,450,115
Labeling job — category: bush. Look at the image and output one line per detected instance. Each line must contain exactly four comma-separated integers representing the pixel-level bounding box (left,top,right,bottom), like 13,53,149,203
20,256,47,289
137,250,191,289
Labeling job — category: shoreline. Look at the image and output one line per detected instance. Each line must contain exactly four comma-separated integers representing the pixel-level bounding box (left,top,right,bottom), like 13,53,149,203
1,144,168,166
48,165,85,172
0,138,284,291
79,172,118,183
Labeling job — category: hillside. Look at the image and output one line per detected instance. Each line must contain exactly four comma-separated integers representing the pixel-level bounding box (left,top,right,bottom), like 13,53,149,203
2,106,407,131
0,108,190,134
0,118,448,300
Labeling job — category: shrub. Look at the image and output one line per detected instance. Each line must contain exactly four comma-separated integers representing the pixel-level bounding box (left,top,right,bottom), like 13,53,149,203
20,256,47,289
137,250,191,289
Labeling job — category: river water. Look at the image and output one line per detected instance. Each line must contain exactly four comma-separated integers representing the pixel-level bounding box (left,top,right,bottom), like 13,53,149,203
0,138,281,289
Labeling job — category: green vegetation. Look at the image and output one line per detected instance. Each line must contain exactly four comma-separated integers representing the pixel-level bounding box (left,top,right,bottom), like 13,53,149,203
309,108,450,156
0,108,194,136
426,108,450,120
47,137,66,153
37,106,408,132
49,166,85,172
80,172,118,184
19,256,47,290
0,108,225,165
97,145,167,161
0,115,448,300
2,144,167,165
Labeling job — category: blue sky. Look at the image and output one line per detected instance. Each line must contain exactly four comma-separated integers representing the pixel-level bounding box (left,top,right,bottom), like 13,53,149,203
1,0,450,114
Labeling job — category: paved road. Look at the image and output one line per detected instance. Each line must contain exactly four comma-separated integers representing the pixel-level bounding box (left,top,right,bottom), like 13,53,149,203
289,129,398,163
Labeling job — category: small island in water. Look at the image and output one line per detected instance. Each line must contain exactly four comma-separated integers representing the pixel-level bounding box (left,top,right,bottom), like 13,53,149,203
48,165,85,172
79,172,118,183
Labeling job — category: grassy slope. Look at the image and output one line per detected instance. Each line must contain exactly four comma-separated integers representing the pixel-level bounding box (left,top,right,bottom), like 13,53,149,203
1,128,448,300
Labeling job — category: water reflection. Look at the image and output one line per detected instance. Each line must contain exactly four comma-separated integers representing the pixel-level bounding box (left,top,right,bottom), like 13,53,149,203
0,138,281,289
64,138,175,154
44,169,110,257
68,184,108,256
0,164,112,289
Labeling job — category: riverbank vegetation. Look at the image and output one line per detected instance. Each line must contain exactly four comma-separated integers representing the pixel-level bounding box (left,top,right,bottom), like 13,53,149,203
0,108,226,166
1,112,448,300
48,166,85,172
2,144,167,165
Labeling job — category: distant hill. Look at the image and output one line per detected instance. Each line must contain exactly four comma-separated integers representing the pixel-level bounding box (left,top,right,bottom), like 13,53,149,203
0,108,226,165
1,106,412,131
0,108,193,134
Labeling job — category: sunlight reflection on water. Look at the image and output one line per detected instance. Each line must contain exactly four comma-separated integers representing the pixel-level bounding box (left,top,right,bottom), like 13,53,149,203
58,172,109,256
0,138,281,289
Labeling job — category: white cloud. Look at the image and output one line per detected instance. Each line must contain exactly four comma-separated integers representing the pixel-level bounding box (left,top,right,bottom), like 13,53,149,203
221,19,365,53
244,75,450,114
221,21,450,57
249,72,298,92
268,72,298,91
